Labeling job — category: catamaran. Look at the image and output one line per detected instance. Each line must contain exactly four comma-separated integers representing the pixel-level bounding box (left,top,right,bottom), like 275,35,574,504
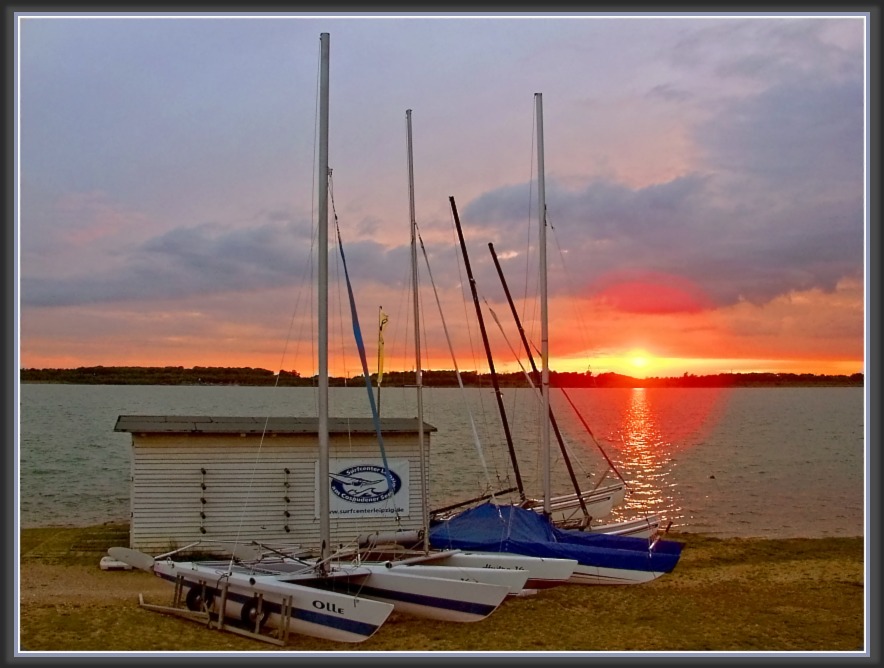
109,33,516,640
428,93,684,585
313,108,576,594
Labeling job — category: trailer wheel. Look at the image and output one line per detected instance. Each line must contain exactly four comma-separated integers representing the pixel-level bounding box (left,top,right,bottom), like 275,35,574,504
185,585,214,612
240,597,270,629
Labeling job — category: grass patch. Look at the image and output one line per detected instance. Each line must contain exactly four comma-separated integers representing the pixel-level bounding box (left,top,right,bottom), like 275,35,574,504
16,527,866,653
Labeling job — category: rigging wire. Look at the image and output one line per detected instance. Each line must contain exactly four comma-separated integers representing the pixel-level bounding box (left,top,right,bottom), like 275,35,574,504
508,99,543,481
329,178,351,392
483,297,593,483
416,224,494,489
329,174,399,521
225,38,326,574
445,207,510,489
548,213,596,371
503,99,636,519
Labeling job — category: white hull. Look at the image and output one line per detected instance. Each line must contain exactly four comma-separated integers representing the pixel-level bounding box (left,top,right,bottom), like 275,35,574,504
588,515,662,540
317,567,512,622
430,552,577,589
527,481,626,525
528,485,664,540
550,493,615,523
344,542,577,590
151,559,393,643
386,562,530,594
568,563,668,586
252,555,514,623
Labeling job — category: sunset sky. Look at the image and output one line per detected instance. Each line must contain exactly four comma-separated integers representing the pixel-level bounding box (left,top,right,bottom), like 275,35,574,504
15,12,868,379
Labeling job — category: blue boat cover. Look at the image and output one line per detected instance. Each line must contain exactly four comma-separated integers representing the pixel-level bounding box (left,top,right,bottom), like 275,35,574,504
428,502,683,573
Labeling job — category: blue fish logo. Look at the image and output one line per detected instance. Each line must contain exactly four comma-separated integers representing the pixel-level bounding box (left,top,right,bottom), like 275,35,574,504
329,465,401,504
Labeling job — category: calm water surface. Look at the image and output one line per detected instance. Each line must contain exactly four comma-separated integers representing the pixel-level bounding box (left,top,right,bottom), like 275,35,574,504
17,384,865,539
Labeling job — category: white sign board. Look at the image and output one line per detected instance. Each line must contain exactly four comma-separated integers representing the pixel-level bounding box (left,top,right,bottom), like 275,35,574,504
315,458,410,518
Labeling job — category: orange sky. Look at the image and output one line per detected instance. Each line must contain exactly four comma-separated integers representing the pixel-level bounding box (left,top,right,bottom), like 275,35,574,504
20,273,864,379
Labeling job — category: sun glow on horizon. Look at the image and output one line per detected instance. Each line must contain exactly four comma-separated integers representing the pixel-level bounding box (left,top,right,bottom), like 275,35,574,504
550,354,863,379
628,349,651,372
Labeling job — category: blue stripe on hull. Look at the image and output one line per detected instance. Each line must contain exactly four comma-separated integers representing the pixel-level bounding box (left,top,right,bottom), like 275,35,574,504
300,580,497,617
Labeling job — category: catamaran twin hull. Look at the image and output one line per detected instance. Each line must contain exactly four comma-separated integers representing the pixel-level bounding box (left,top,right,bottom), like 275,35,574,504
384,562,530,594
339,551,575,591
523,483,663,539
429,503,684,587
300,567,512,623
584,515,663,540
522,482,624,522
426,552,577,590
151,552,516,625
568,561,673,586
150,559,394,643
347,535,578,589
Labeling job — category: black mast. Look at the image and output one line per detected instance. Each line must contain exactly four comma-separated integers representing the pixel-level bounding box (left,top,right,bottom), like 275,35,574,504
449,196,525,502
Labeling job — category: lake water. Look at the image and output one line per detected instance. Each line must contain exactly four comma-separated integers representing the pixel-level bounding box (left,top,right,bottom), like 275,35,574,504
16,384,866,539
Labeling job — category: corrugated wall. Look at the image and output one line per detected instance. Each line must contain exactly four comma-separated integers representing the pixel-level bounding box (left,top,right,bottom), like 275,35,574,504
129,432,425,554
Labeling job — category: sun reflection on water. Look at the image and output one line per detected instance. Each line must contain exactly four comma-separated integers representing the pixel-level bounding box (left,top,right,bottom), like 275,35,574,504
550,386,728,532
606,387,684,528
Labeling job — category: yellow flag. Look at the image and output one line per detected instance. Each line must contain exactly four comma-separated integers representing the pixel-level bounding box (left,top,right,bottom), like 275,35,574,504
377,308,389,385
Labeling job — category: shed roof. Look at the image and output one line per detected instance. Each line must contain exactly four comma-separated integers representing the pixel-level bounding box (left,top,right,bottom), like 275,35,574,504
114,415,437,435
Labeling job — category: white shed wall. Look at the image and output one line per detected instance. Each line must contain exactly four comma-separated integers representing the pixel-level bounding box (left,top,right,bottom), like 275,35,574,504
129,432,426,554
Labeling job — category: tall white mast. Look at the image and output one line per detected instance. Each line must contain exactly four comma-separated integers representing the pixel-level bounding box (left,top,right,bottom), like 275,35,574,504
317,32,331,570
536,92,551,515
406,109,429,553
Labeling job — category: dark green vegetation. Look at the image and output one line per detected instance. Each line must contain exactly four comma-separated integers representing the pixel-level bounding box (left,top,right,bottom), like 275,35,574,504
19,524,865,653
19,365,864,388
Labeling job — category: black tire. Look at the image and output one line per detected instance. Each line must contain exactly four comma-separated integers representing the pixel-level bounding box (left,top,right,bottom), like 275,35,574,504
240,597,270,629
185,585,214,612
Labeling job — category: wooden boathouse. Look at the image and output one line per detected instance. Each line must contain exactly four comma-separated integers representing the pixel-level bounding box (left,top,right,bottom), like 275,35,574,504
114,415,436,554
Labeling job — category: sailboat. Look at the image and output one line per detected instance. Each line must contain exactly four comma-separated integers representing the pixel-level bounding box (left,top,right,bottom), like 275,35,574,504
320,109,577,592
419,194,640,537
485,240,663,540
274,102,527,619
108,33,517,638
435,194,624,530
235,43,523,624
429,93,683,585
107,34,396,644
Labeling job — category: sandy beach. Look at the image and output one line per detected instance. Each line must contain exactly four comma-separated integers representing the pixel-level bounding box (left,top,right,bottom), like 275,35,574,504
17,524,865,653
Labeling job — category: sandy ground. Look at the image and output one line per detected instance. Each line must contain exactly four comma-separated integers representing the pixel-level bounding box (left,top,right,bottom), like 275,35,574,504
20,562,171,606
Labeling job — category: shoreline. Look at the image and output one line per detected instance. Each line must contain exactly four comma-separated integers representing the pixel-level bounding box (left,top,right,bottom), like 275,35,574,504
17,525,866,653
17,519,866,542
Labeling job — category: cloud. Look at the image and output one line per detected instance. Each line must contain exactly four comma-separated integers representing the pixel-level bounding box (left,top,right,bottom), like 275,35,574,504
21,202,418,311
17,15,866,372
449,48,864,313
23,214,315,307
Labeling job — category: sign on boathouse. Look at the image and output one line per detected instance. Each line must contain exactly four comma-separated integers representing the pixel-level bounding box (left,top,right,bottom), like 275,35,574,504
114,415,436,554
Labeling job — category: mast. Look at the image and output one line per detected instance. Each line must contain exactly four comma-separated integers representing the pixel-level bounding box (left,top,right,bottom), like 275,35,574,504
317,32,331,572
536,92,551,516
406,109,430,553
449,196,525,501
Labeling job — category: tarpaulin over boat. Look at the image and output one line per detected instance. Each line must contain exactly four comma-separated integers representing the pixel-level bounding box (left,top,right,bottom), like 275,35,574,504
428,502,683,574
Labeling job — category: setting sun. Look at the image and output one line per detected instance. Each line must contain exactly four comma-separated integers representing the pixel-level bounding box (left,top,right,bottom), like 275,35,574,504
630,354,649,369
628,349,652,372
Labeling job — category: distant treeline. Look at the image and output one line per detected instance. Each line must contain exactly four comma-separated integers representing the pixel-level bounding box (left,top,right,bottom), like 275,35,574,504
19,365,864,388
